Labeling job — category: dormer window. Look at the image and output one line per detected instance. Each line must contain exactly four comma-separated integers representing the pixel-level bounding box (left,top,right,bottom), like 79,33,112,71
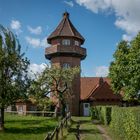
75,40,79,46
63,63,70,68
62,39,70,45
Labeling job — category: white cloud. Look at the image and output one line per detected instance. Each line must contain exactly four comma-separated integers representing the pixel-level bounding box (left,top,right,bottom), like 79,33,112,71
75,0,140,40
122,34,133,41
28,63,47,78
25,36,49,48
95,66,109,77
64,1,74,7
40,38,48,48
10,20,22,34
76,0,111,13
26,36,40,47
27,26,42,35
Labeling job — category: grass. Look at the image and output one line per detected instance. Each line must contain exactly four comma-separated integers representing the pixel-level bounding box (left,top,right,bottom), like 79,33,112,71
0,113,58,140
0,114,107,140
63,117,103,140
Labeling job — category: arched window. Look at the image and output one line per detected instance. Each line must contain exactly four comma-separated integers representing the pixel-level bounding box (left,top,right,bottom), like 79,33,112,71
63,63,70,68
62,39,70,45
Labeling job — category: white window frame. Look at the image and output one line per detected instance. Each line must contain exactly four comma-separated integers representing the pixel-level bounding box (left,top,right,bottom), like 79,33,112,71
62,39,70,46
83,103,90,116
75,40,79,46
18,106,23,112
63,63,70,68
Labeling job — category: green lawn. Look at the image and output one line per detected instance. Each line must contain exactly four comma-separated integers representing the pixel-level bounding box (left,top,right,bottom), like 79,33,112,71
0,114,107,140
0,113,58,140
64,117,103,140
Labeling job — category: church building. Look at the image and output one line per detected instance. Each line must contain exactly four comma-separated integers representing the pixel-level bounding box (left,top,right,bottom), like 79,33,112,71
45,12,122,116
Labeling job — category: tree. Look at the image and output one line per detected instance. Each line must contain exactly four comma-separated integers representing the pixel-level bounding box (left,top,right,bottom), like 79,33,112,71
29,66,79,118
0,25,30,130
109,40,129,94
109,33,140,101
126,33,140,100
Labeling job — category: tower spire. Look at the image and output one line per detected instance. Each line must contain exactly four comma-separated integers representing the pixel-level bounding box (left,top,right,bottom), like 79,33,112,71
63,11,69,18
47,12,85,44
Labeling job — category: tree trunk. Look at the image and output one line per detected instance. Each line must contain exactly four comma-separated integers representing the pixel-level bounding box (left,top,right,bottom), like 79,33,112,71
61,101,66,118
54,106,59,118
0,107,4,131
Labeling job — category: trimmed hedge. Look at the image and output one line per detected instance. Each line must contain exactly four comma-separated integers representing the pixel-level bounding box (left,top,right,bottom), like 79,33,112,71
110,107,140,140
91,106,140,140
91,106,112,125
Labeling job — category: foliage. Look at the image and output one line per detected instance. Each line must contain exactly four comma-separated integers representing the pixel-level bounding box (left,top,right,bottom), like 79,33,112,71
29,66,80,117
109,33,140,100
0,25,30,130
90,107,98,119
91,106,112,125
91,106,140,140
110,107,140,140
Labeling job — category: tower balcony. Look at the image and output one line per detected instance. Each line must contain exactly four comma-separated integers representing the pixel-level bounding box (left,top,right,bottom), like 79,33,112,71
45,44,87,60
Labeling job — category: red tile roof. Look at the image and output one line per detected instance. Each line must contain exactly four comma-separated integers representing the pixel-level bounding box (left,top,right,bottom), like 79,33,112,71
80,77,121,101
47,12,85,44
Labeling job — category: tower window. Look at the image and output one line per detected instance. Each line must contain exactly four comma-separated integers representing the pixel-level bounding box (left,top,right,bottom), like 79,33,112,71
63,63,70,68
62,39,70,45
75,40,79,46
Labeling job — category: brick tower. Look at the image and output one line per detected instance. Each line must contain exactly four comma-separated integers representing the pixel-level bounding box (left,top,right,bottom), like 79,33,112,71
45,12,86,116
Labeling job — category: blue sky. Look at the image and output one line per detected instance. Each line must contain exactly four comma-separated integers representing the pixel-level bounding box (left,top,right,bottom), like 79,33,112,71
0,0,140,77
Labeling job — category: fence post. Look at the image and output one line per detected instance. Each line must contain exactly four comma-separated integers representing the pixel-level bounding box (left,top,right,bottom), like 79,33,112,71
55,127,59,140
75,121,80,140
65,116,68,127
60,122,63,139
46,132,51,140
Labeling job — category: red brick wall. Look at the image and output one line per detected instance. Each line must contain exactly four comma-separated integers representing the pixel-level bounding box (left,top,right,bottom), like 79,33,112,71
51,56,81,116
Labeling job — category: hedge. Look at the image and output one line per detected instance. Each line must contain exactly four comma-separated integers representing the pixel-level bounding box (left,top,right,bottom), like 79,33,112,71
110,107,140,140
90,106,112,125
91,106,140,140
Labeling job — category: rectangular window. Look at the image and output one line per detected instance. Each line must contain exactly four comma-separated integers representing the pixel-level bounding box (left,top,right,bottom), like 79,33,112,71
62,39,70,45
18,106,23,112
75,40,79,46
63,63,70,68
84,103,89,108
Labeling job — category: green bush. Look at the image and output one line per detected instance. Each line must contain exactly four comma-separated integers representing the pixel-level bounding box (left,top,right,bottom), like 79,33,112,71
91,106,112,125
105,107,112,125
90,107,99,119
91,106,140,140
110,107,140,140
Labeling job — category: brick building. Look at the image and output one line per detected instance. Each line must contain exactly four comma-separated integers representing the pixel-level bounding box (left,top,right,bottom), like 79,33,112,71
45,12,122,116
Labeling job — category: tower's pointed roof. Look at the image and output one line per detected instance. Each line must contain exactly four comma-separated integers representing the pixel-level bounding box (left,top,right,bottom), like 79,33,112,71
47,12,85,44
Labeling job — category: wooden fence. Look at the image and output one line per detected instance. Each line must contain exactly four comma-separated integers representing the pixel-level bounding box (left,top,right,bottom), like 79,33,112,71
44,112,71,140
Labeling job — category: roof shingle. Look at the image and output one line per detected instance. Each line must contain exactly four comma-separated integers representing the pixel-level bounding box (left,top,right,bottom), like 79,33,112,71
80,77,121,100
47,12,85,44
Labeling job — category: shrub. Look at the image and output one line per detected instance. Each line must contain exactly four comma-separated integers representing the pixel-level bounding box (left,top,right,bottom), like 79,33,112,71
110,107,140,140
90,107,100,119
91,106,140,140
91,106,112,125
